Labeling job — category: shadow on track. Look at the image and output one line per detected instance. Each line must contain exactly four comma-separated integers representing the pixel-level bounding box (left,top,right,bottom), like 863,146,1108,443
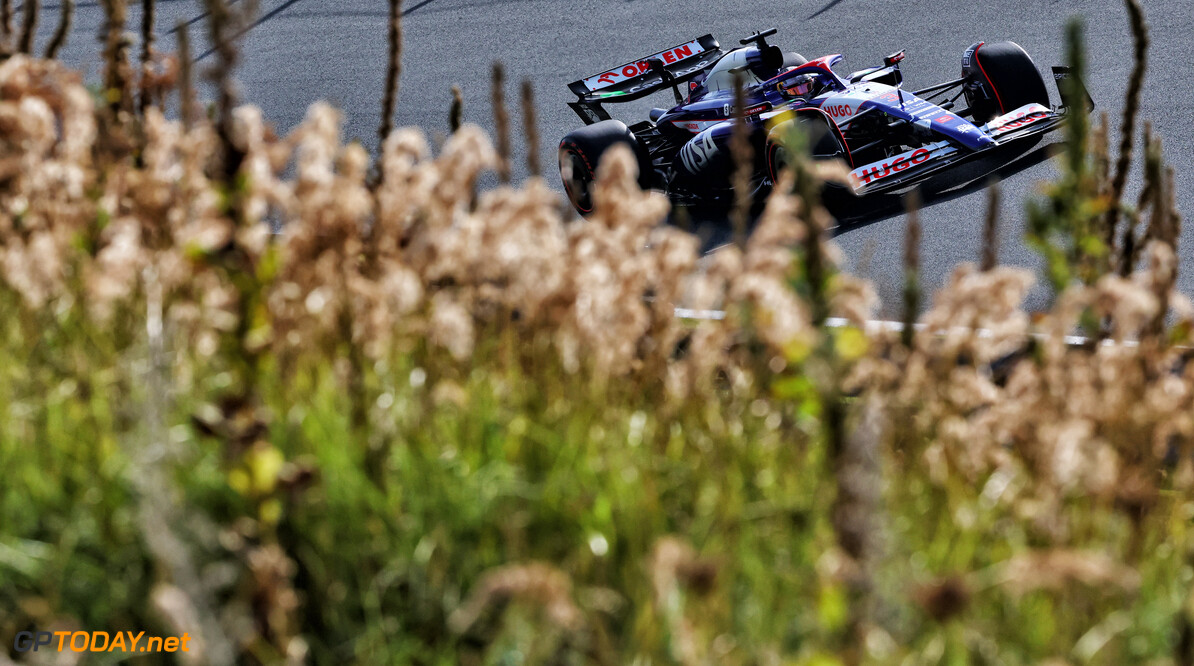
672,138,1063,253
826,138,1063,237
196,0,307,61
807,0,848,20
191,0,444,60
168,0,243,35
403,0,443,16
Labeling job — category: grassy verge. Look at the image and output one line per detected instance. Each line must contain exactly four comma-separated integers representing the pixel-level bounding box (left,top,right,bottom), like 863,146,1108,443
1,1,1192,664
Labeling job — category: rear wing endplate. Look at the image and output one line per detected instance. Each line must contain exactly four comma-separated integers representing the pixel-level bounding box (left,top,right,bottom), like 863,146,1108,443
567,34,723,124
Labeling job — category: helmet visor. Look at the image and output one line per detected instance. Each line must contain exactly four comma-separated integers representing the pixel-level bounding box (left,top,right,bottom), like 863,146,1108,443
781,74,817,98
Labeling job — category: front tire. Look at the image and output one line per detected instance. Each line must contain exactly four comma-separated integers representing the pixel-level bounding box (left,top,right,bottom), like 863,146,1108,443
963,41,1051,125
765,112,849,183
558,120,650,216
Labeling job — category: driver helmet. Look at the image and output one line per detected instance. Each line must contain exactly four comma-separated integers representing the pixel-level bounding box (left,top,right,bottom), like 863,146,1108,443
780,73,818,99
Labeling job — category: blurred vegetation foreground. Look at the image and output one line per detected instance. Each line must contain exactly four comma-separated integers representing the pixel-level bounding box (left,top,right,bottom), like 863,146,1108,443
2,1,1194,664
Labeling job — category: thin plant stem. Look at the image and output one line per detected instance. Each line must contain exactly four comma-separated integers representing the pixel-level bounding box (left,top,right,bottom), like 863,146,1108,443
177,21,196,129
17,0,37,55
520,79,540,178
730,73,752,250
378,0,403,146
981,180,1000,271
1104,0,1150,258
139,0,156,115
44,0,73,59
491,62,511,183
902,190,922,349
449,85,464,134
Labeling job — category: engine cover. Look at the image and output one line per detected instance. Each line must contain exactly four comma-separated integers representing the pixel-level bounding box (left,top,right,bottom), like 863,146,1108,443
675,122,736,189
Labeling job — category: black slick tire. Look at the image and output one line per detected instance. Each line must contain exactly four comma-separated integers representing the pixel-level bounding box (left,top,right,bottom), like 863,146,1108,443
964,41,1051,125
765,111,850,184
558,120,650,216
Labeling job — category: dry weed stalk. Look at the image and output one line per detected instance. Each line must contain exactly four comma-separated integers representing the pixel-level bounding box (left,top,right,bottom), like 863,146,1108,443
902,190,921,348
202,0,250,186
491,62,511,182
138,0,156,115
448,84,463,133
520,79,540,177
44,0,73,60
16,0,35,55
378,0,402,145
981,180,1000,271
0,0,11,53
99,0,131,118
176,22,196,128
450,562,582,634
1093,111,1111,194
1123,121,1159,274
1104,0,1150,260
730,73,752,249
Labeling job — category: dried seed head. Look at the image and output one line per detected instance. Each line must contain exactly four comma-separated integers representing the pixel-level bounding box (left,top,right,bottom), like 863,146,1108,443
449,562,582,634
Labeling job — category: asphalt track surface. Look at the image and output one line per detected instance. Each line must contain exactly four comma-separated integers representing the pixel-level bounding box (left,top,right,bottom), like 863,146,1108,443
39,0,1194,315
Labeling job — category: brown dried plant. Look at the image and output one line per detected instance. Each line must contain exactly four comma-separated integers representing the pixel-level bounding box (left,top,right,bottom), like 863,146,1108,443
176,21,196,128
449,83,464,133
0,0,12,55
139,0,156,115
1104,0,1150,263
520,79,540,177
729,73,752,249
491,62,511,182
43,0,73,60
16,0,36,55
3,2,1193,660
99,0,131,117
378,0,402,145
981,180,1000,271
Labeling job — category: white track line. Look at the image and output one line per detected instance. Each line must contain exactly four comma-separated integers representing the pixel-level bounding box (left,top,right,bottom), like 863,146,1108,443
674,308,1145,349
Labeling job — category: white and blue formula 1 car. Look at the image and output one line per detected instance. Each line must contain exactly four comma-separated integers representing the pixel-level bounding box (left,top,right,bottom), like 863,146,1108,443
558,28,1093,214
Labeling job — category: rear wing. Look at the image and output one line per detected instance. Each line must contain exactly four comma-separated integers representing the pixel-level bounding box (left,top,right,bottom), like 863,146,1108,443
567,34,723,124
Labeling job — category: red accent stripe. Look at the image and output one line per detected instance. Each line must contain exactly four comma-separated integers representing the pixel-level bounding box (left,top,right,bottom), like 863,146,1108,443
671,119,730,132
972,42,1006,115
560,140,595,214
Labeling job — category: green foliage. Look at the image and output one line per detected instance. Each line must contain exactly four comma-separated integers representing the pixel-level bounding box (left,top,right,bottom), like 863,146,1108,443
3,7,1193,665
1026,19,1111,294
4,289,1194,664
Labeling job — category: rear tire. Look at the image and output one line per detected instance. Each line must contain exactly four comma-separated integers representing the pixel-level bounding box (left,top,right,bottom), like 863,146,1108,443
963,41,1051,125
558,120,651,215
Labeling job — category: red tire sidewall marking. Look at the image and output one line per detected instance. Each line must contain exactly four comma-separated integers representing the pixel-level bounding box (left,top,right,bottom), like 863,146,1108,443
972,42,1006,116
560,140,595,213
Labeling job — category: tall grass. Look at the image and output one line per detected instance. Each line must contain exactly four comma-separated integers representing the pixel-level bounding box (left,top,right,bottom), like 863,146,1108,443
1,3,1191,664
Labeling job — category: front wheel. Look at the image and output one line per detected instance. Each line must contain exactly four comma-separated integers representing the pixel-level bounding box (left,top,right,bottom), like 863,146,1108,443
765,111,850,183
962,41,1051,125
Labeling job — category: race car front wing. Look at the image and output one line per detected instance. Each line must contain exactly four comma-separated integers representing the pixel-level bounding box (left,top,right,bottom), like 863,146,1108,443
846,64,1092,196
847,103,1069,195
